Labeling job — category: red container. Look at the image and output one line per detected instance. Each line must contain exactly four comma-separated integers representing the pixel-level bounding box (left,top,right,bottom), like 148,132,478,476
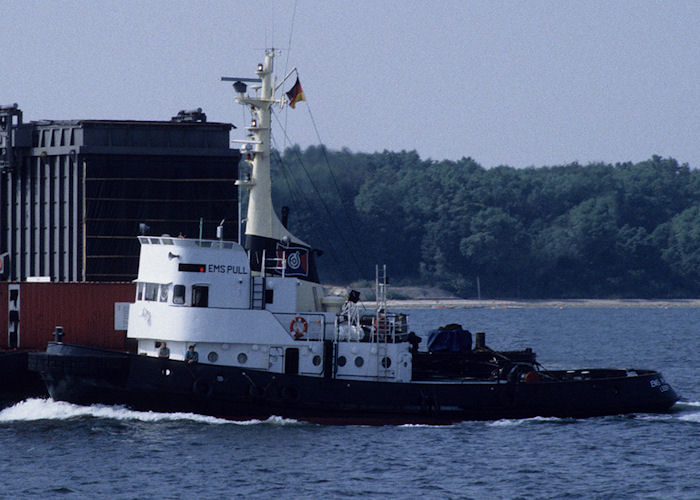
1,282,136,351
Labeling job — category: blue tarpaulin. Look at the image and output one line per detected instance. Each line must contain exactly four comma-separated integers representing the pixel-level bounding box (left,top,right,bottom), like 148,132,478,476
427,325,472,353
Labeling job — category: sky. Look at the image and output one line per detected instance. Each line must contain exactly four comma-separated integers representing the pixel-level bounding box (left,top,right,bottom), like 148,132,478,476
3,1,698,168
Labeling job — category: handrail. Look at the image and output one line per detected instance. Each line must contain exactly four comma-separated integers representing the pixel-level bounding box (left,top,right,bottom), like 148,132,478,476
265,251,286,277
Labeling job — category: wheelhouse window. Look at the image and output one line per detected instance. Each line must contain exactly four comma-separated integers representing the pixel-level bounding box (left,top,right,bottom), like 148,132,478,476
192,285,209,308
173,285,186,305
159,284,169,303
138,282,171,302
144,283,158,301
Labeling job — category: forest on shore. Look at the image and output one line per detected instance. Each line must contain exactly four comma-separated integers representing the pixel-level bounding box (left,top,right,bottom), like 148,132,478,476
267,147,699,298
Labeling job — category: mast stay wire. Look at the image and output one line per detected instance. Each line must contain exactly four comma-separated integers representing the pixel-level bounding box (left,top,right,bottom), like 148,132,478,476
305,103,372,266
283,0,298,76
281,0,298,149
270,137,301,208
272,3,365,277
269,133,343,267
271,110,364,276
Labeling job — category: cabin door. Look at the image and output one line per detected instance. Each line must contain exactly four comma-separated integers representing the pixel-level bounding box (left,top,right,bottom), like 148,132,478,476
285,348,299,375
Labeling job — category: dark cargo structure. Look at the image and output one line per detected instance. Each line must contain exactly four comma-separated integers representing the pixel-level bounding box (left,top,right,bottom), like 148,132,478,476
1,281,136,351
1,105,238,401
1,104,239,282
1,280,137,401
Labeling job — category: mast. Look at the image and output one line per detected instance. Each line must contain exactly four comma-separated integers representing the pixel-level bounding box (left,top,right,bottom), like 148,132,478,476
237,50,305,246
224,50,318,282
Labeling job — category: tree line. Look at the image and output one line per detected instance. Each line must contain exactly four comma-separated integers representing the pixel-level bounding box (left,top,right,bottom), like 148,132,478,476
268,146,699,298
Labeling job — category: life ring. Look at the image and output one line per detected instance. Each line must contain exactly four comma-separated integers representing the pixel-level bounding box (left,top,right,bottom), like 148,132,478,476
289,316,308,338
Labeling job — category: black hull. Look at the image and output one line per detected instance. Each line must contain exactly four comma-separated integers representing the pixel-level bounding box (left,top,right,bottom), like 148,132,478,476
1,351,48,407
28,343,679,424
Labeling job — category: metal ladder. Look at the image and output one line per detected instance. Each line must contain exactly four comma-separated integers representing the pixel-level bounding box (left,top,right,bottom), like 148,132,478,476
251,276,265,309
249,249,266,309
375,264,395,377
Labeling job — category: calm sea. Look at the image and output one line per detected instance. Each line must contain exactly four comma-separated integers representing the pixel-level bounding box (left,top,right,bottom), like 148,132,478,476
1,306,698,499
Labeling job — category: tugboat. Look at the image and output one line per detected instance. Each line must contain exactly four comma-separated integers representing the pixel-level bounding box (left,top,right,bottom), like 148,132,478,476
28,51,678,423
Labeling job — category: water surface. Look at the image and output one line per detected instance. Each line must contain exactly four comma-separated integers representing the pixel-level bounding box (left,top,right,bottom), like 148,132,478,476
2,306,698,499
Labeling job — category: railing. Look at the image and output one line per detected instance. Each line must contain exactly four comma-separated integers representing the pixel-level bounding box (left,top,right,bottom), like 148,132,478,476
334,305,407,344
137,235,236,249
265,250,287,277
334,300,364,342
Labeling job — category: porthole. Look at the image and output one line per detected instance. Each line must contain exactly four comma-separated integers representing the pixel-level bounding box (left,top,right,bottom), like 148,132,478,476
237,352,248,364
337,355,347,367
207,351,219,363
354,356,364,367
381,357,392,369
312,355,322,366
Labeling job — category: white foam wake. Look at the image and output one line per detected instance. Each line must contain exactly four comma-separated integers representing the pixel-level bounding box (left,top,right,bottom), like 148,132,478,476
488,416,569,427
488,402,700,425
675,401,700,423
0,398,299,426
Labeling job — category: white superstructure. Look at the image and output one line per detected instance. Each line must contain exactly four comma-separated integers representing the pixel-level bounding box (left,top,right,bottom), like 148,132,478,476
127,51,412,383
127,236,411,382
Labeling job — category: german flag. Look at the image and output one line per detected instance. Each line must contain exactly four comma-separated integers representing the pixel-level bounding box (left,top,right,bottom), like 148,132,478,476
286,77,306,109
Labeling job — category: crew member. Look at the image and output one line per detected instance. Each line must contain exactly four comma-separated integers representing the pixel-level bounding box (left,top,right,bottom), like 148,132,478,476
158,341,170,358
185,345,199,364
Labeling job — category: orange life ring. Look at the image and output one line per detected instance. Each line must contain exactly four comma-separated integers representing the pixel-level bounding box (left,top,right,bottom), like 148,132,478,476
289,316,308,338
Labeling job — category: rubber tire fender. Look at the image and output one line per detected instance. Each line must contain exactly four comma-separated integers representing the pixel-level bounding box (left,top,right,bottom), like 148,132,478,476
248,383,266,399
192,377,214,398
281,385,300,403
508,363,534,385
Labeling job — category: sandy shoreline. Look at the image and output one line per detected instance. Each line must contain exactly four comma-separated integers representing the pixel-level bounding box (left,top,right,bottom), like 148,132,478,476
380,298,700,309
323,286,700,309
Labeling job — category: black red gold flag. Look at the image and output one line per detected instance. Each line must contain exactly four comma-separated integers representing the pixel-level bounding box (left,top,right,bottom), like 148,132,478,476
286,77,306,109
